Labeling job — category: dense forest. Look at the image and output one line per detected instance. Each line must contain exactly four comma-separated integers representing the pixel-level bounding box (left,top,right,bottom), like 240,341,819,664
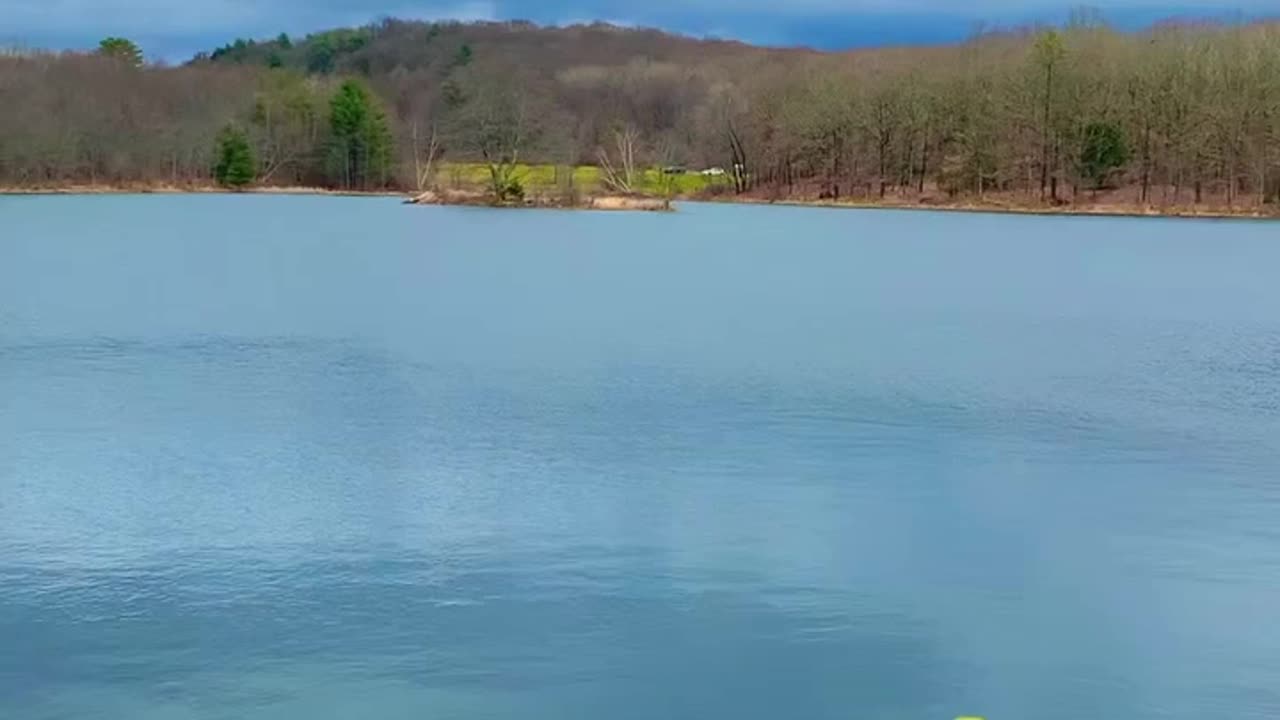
3,14,1280,207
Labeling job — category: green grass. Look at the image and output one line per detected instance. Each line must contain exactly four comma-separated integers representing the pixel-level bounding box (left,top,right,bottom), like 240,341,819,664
436,162,724,196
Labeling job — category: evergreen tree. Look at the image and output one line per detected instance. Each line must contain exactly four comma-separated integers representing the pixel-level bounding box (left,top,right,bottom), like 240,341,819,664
306,36,336,74
1079,122,1129,190
98,37,143,67
214,125,256,189
328,79,393,189
452,43,473,67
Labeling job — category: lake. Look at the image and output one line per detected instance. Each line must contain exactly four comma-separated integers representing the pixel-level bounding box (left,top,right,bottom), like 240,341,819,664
2,195,1279,720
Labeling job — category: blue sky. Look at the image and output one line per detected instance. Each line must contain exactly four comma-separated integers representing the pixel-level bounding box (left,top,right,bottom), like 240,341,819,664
1,1,1271,60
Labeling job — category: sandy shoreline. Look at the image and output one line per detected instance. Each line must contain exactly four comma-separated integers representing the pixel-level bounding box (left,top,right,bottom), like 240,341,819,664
4,184,1278,220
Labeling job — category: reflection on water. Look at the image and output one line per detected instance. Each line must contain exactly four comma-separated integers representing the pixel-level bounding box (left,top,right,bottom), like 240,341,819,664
2,196,1279,720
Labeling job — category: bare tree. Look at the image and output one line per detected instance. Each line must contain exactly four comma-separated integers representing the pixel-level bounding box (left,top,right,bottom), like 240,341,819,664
597,124,641,193
445,63,557,202
411,120,441,192
4,16,1280,214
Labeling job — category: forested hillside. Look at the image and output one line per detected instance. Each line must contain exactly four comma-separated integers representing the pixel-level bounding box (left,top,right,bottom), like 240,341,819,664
3,16,1280,208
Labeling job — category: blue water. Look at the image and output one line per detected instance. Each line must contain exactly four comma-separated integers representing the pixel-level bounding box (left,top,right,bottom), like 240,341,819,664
2,196,1279,720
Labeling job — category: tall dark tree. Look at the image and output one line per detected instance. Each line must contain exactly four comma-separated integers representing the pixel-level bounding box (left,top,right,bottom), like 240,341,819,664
1033,30,1066,202
453,43,474,68
306,36,337,74
214,125,256,189
1079,122,1129,190
328,79,393,189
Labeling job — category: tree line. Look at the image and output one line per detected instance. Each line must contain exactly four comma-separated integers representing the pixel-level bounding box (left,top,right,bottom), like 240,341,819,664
2,16,1279,206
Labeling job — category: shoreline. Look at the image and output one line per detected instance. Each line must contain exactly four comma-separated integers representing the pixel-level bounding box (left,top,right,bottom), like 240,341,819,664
716,196,1280,221
4,184,1278,220
405,188,672,212
0,185,404,198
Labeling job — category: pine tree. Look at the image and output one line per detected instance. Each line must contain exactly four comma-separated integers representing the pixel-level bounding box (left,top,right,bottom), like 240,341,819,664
98,37,143,67
452,43,473,68
328,79,394,189
1079,122,1130,191
214,125,256,189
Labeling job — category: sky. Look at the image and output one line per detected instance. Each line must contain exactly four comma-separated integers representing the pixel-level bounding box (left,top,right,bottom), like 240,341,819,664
1,0,1273,60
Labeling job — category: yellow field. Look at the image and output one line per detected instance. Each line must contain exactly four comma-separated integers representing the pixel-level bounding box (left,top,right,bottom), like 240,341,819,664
436,163,723,196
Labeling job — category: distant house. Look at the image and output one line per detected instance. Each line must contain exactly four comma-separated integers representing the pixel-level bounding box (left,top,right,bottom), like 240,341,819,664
662,165,687,175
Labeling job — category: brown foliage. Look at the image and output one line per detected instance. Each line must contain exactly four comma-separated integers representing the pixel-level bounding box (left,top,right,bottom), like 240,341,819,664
4,18,1280,209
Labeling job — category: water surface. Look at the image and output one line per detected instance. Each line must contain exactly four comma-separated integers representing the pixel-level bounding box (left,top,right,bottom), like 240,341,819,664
2,196,1279,720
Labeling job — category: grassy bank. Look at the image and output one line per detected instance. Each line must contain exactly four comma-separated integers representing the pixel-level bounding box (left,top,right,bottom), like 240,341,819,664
433,163,721,197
